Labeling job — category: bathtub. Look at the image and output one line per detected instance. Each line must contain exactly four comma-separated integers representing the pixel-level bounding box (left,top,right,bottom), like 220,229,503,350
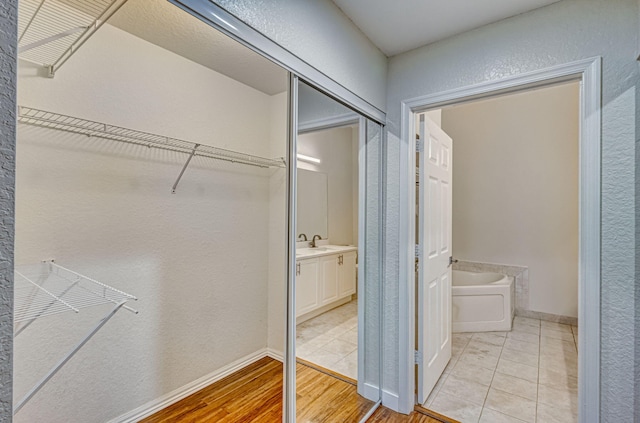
452,270,514,333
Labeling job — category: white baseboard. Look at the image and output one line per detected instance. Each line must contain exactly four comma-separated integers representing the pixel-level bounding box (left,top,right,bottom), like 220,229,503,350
267,348,284,362
361,382,380,403
109,348,279,423
296,296,353,324
382,389,399,412
516,308,578,326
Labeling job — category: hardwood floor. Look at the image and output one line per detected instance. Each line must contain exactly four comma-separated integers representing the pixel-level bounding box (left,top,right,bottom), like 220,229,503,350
140,356,456,422
140,357,283,422
368,407,455,423
296,360,374,422
141,357,374,422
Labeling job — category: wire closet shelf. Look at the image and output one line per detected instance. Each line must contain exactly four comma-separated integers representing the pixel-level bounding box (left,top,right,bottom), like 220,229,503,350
18,0,130,77
14,260,138,414
14,261,137,325
18,106,287,169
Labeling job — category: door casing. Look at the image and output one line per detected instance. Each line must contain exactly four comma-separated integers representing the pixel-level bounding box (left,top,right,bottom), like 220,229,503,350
397,57,602,421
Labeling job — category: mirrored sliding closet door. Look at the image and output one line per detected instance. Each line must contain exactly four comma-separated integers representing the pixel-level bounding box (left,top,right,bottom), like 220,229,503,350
14,0,384,421
291,80,383,422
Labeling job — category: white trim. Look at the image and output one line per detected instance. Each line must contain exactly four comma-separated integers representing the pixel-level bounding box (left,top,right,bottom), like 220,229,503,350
298,112,360,133
397,101,416,414
356,116,367,399
398,57,602,420
168,0,385,124
362,382,381,403
296,296,352,324
381,389,399,411
267,348,285,362
402,57,599,112
108,348,277,423
284,74,298,423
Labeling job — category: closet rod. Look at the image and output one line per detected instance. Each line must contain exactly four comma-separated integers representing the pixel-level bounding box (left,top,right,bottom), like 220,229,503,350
18,106,287,170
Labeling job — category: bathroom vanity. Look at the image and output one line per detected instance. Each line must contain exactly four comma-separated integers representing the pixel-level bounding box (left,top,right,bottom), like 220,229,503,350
295,245,357,323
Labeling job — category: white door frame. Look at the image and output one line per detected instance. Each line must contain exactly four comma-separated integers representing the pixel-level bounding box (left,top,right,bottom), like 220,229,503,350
397,57,602,421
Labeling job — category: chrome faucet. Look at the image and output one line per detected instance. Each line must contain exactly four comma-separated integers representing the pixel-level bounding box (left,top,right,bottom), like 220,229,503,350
298,234,308,241
311,235,322,248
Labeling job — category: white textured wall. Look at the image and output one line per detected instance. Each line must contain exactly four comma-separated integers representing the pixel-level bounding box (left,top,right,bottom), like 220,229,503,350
212,0,388,111
443,83,579,318
386,0,639,418
0,1,16,421
15,24,286,422
298,126,357,246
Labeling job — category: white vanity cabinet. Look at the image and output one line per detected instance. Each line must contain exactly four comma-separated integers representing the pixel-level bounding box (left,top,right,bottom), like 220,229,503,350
320,255,339,305
296,259,320,316
295,247,357,320
338,251,357,297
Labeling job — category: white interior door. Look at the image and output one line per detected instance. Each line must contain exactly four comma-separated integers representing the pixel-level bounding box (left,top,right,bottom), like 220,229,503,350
417,113,453,404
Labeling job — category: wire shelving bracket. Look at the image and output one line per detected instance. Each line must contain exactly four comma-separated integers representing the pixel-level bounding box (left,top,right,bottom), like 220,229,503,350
18,106,287,193
18,0,130,77
13,261,137,414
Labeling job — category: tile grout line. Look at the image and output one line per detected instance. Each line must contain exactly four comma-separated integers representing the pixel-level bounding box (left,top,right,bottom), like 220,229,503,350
476,333,506,423
296,300,358,376
425,334,470,408
490,318,541,422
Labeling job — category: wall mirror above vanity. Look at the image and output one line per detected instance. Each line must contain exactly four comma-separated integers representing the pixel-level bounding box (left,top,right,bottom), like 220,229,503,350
296,169,328,241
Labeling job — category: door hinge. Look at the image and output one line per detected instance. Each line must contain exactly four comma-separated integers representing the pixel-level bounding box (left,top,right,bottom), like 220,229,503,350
416,139,424,152
415,244,422,258
414,350,423,364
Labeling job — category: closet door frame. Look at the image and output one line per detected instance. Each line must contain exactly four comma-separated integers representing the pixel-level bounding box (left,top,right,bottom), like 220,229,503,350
285,74,298,422
168,0,386,126
167,3,387,422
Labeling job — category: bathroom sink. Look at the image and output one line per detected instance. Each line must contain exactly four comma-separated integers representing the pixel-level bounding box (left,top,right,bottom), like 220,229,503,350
296,245,357,258
296,247,328,256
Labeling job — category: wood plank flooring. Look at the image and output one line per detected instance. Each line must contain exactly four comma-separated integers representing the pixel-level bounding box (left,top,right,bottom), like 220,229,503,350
140,357,283,423
140,356,455,422
368,407,453,423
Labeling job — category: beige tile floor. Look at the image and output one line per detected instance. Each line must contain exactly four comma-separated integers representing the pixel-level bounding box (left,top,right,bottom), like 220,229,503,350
295,300,358,379
425,316,578,423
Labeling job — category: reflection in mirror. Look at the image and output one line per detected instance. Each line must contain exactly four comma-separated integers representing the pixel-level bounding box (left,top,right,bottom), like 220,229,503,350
294,80,382,421
297,169,328,240
14,0,291,421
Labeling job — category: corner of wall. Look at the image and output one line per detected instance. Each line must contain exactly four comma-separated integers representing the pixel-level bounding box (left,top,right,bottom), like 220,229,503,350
211,0,388,111
0,0,17,419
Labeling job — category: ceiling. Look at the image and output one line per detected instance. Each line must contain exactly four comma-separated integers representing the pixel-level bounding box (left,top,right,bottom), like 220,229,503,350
108,0,288,95
332,0,562,56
